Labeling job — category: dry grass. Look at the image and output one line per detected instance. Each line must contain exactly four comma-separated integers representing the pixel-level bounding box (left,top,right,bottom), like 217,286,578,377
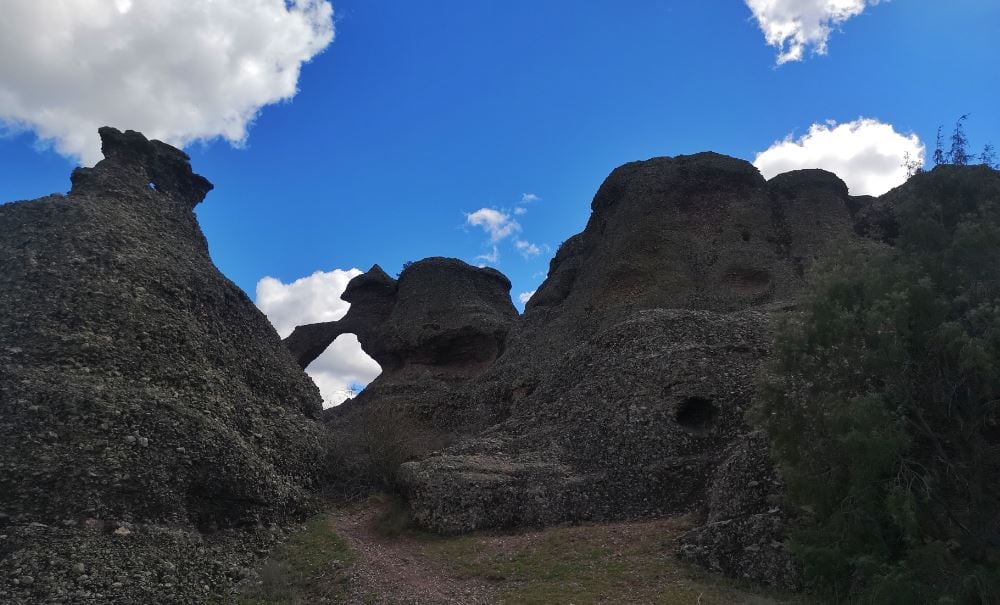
235,514,357,605
417,516,809,604
234,501,811,604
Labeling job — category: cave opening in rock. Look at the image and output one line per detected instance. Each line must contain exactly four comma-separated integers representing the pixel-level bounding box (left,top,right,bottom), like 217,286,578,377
676,396,717,430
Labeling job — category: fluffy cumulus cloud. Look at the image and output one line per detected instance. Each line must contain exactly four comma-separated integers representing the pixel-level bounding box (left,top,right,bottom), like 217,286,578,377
745,0,879,64
466,208,521,242
518,290,536,305
256,269,381,407
754,118,924,196
0,0,334,165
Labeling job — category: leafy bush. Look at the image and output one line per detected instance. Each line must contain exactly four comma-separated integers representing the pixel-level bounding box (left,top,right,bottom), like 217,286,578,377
359,404,450,491
754,169,1000,603
325,404,450,498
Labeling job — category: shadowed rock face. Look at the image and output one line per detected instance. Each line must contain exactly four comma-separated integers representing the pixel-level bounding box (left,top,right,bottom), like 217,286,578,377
527,155,856,323
0,128,324,529
69,126,214,209
284,154,1000,590
286,257,518,375
307,154,864,591
400,308,773,532
305,155,863,553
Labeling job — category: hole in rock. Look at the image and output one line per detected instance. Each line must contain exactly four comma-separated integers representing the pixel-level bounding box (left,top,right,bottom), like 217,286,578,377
148,181,157,190
676,396,717,430
305,333,382,409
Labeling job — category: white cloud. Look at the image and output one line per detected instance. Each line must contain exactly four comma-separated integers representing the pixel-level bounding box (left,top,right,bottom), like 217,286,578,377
521,193,541,203
256,268,381,407
475,245,501,265
745,0,879,64
514,239,542,259
518,290,536,304
513,207,527,215
0,0,334,165
466,208,521,242
754,118,924,196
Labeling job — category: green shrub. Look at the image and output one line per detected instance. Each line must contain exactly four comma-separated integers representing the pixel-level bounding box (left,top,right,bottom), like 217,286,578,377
325,404,451,498
754,169,1000,603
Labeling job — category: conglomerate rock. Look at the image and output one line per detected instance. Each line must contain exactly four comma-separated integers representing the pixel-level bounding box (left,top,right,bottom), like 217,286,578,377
290,154,868,590
400,308,773,531
393,156,860,538
676,431,800,590
0,128,326,602
286,257,517,375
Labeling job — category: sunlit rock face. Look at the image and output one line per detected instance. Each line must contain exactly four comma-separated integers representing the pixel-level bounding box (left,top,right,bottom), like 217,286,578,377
0,128,325,529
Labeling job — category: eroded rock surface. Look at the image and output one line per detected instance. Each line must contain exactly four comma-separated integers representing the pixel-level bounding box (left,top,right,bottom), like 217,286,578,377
401,308,772,532
676,431,800,589
287,257,517,375
299,154,870,590
393,157,859,538
0,129,328,602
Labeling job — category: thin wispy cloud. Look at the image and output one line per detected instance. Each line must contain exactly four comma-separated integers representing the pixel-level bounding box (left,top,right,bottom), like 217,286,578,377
518,290,536,304
745,0,880,64
475,245,501,265
514,239,542,259
466,194,549,268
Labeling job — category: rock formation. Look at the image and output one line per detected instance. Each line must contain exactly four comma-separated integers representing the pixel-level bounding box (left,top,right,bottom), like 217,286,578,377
8,129,986,601
393,155,860,542
286,257,517,375
0,128,325,602
303,153,868,588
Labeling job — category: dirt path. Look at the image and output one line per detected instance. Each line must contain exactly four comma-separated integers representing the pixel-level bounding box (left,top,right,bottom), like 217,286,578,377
326,503,801,605
331,505,498,605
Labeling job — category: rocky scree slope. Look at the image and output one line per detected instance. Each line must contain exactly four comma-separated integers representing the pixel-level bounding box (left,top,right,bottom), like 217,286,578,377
0,128,326,603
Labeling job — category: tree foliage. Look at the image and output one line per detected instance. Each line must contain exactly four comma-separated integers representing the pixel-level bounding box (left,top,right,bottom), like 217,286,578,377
949,114,972,166
755,169,1000,603
981,144,997,170
934,126,947,166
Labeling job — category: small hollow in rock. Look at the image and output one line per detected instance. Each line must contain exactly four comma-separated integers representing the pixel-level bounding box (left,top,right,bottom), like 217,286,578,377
676,396,717,430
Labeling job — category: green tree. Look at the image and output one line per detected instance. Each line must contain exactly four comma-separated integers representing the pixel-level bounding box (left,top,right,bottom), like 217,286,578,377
948,114,972,165
980,143,997,169
755,168,1000,603
934,126,947,166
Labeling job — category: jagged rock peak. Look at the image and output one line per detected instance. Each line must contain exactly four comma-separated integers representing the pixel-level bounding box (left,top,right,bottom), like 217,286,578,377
69,127,213,208
342,264,397,302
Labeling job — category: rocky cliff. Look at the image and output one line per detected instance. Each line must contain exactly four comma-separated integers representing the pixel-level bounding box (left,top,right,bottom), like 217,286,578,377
0,128,326,603
6,129,983,600
304,153,870,589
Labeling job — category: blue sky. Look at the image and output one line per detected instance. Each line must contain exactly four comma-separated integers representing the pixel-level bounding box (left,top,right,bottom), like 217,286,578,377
1,0,998,404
